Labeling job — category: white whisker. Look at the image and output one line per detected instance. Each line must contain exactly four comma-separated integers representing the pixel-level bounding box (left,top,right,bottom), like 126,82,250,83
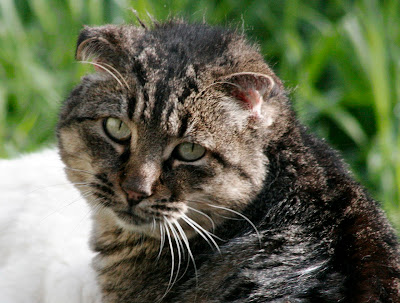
26,182,90,195
68,205,93,235
215,214,244,221
174,221,197,284
79,60,124,88
181,213,220,253
62,153,93,163
166,220,182,289
170,220,185,258
63,166,97,177
90,202,103,215
40,190,92,222
187,206,216,230
157,222,165,261
162,219,175,300
99,61,130,90
207,204,262,246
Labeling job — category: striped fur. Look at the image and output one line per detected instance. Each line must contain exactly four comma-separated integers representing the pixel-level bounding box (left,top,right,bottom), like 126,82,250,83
57,20,400,302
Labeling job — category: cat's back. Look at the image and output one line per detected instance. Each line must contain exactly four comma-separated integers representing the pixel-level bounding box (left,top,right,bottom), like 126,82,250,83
0,149,101,303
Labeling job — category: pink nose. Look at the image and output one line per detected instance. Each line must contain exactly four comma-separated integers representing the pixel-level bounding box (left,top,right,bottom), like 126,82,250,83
125,189,146,201
121,179,152,206
120,171,154,205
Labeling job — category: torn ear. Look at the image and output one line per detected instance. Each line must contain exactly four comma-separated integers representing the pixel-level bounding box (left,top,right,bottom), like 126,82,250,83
75,26,122,72
219,72,277,119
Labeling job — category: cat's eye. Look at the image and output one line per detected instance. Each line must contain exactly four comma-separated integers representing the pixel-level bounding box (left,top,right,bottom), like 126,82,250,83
103,118,131,142
174,142,206,162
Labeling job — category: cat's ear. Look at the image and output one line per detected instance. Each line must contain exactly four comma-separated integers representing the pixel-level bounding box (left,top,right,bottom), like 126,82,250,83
75,26,125,72
219,72,278,119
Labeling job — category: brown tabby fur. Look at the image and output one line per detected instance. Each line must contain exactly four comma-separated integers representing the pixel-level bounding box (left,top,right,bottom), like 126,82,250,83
57,19,400,302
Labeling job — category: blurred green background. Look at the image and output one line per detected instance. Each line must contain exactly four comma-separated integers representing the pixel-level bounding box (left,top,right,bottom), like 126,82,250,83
0,0,399,230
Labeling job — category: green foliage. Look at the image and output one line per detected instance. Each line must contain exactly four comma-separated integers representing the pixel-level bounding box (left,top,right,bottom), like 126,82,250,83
1,0,399,229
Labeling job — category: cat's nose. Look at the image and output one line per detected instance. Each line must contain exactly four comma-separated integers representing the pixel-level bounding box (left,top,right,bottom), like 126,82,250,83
123,188,152,206
121,178,153,206
121,162,159,205
124,189,150,202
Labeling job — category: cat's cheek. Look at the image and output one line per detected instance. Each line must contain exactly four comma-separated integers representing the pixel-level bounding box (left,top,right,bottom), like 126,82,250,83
204,171,256,205
59,128,89,161
59,128,95,183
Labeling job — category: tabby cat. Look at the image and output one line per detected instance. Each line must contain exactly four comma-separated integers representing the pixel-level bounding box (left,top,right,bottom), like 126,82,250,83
57,19,400,302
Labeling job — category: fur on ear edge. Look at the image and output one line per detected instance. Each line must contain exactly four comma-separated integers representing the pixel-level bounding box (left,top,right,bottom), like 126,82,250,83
219,72,276,118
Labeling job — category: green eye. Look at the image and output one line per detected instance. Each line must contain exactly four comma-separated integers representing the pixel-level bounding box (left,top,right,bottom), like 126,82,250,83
103,118,131,142
174,142,206,162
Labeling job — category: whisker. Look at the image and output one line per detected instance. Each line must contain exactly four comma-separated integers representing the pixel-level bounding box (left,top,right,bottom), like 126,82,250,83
67,204,94,235
186,206,216,230
181,214,220,253
162,219,175,300
206,204,262,246
157,222,165,261
63,166,97,177
194,72,275,101
40,190,92,222
214,214,244,221
79,61,124,88
166,220,182,289
193,81,241,102
187,199,260,244
26,182,90,195
61,153,91,163
89,182,115,196
171,220,186,258
99,61,130,90
89,202,105,217
174,221,197,284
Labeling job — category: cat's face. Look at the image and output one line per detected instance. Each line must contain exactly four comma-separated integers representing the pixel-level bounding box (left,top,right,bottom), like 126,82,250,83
57,22,284,239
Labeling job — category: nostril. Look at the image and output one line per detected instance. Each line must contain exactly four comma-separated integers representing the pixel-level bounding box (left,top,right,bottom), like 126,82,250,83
121,185,152,206
120,174,153,205
126,190,144,201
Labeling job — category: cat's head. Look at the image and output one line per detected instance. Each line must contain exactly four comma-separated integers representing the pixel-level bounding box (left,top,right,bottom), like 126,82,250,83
57,20,289,238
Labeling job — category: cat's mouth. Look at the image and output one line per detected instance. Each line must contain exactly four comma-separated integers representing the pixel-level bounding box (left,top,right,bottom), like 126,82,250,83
115,209,152,225
111,199,224,243
114,201,188,227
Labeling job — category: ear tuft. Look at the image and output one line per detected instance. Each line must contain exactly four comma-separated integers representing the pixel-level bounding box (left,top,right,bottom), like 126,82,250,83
76,28,116,59
75,26,125,73
219,72,276,118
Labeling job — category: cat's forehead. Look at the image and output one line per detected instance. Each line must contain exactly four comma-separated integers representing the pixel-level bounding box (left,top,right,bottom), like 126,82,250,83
126,21,236,72
60,21,278,141
121,23,237,128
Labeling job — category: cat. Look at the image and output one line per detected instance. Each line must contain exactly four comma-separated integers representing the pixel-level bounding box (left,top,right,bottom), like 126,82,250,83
1,18,399,303
55,19,400,302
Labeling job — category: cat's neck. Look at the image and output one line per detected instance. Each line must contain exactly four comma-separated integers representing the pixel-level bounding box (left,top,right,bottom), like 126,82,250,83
89,209,189,302
90,209,160,258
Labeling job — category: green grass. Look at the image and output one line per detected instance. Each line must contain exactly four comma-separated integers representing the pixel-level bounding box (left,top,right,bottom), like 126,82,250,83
1,0,399,230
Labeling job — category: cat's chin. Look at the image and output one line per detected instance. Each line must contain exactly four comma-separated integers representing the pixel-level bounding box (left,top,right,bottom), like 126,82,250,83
115,210,152,226
113,213,184,239
114,215,159,237
108,201,190,238
108,205,216,241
